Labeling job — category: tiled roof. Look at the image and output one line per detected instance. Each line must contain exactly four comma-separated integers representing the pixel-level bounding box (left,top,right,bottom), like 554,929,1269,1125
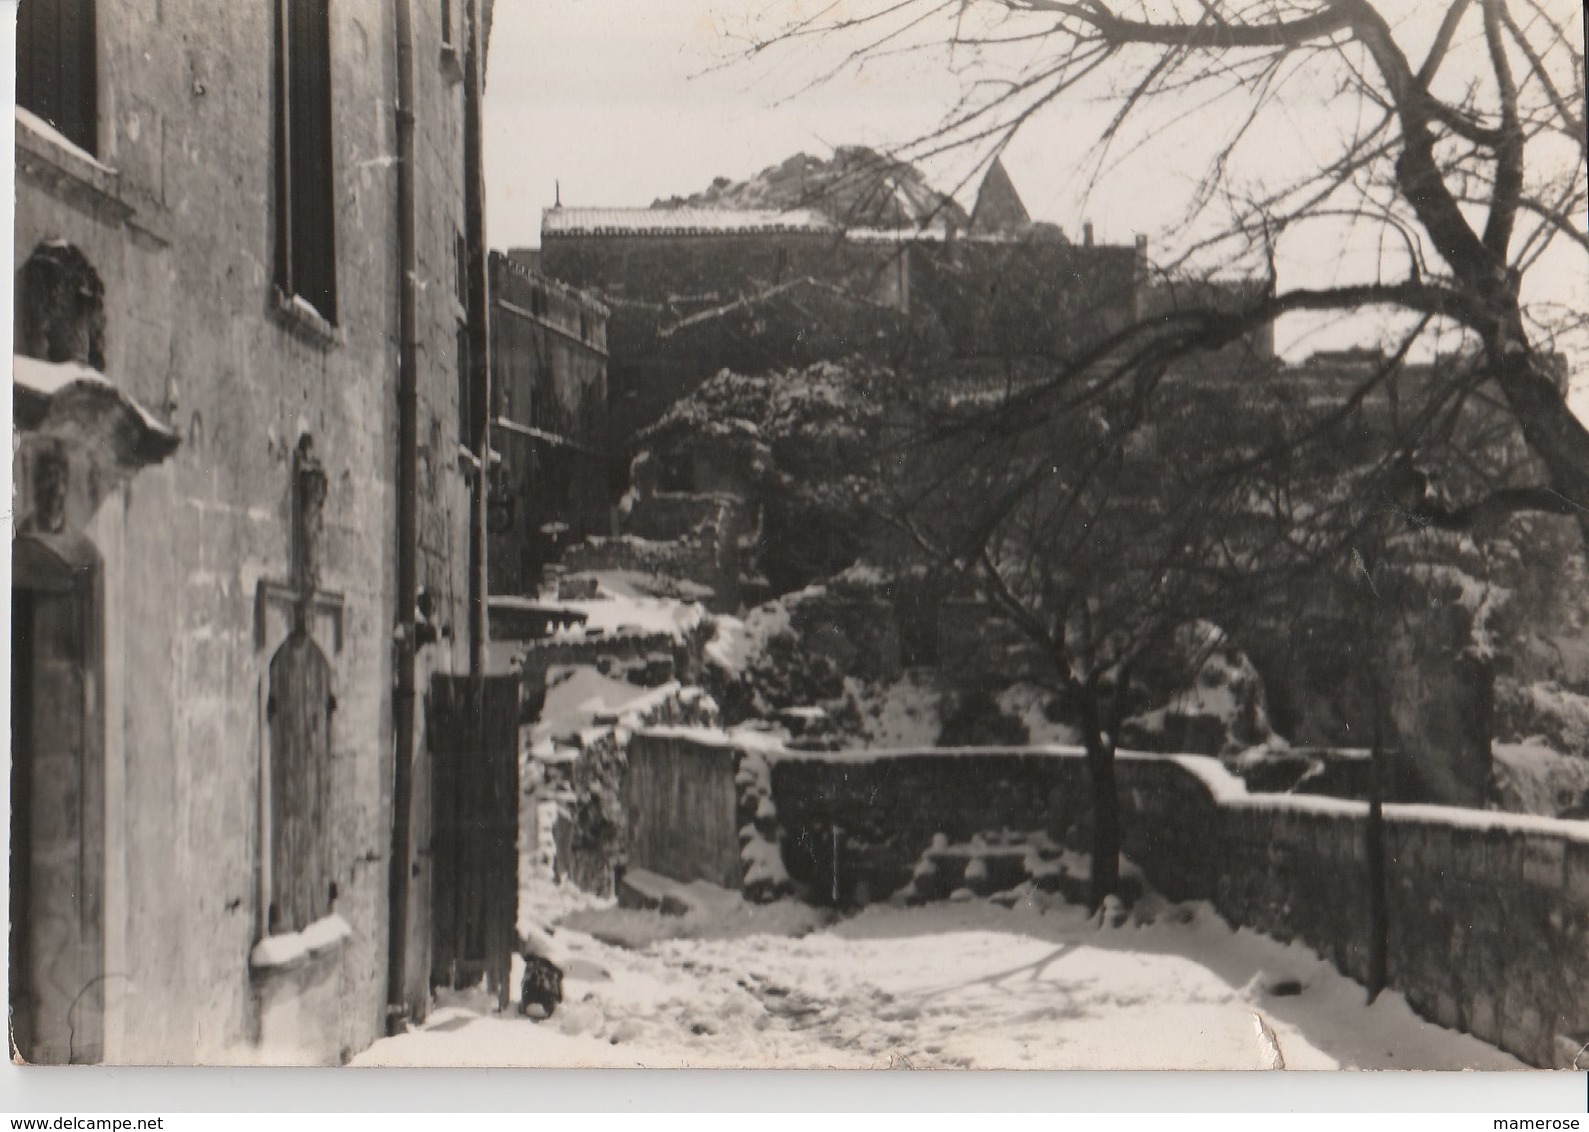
542,206,835,236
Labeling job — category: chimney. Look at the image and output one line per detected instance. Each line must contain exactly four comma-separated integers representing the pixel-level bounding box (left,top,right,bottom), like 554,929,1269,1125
1083,221,1094,247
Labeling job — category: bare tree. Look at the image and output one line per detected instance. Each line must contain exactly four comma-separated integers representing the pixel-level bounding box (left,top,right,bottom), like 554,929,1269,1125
753,0,1589,545
876,340,1366,904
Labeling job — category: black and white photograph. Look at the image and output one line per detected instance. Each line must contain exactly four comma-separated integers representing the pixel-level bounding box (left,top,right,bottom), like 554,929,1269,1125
7,0,1589,1082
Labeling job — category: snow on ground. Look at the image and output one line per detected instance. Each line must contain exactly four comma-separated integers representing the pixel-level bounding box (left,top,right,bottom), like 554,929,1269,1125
546,574,705,642
561,878,833,950
704,601,791,674
572,569,717,604
528,665,674,753
357,881,1524,1071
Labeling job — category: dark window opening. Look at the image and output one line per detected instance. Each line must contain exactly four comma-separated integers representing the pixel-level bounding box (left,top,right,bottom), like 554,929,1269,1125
455,229,468,306
441,0,454,46
17,0,98,156
274,0,337,323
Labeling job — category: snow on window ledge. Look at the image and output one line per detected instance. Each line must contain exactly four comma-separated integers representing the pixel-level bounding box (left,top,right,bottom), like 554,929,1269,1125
15,108,133,221
249,913,354,976
271,288,345,349
16,107,117,175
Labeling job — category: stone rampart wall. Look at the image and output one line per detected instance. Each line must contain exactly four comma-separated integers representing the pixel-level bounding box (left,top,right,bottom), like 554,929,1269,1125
624,731,1589,1068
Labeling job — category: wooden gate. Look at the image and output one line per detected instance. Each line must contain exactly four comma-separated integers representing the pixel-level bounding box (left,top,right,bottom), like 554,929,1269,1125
429,674,519,1007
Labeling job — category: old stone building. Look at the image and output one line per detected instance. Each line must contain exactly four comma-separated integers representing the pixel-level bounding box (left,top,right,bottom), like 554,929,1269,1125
12,0,491,1063
537,154,1144,445
486,251,610,596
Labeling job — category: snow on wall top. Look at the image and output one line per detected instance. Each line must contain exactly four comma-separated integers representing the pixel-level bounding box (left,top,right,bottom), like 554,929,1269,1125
540,589,705,643
633,730,1589,843
543,207,836,237
540,208,1048,245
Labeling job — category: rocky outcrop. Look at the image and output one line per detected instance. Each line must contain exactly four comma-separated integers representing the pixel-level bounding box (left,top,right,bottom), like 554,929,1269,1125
652,146,970,231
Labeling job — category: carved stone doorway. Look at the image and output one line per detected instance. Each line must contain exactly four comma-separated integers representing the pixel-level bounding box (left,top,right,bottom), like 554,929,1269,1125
9,532,105,1064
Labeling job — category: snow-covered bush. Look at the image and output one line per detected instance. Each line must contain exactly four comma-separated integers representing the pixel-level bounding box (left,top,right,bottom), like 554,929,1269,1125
638,360,896,595
735,750,795,903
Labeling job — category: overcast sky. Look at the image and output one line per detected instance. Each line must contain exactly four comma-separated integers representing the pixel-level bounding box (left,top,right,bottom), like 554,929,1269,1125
482,0,1587,400
481,0,1260,249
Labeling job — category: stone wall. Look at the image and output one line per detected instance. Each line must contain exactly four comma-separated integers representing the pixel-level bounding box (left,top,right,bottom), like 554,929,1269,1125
538,230,1142,443
515,627,705,697
624,731,1589,1068
622,491,726,542
561,492,743,612
488,252,612,595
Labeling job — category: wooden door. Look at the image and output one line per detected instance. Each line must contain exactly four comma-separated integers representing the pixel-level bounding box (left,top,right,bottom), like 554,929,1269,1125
267,632,335,934
429,675,519,1007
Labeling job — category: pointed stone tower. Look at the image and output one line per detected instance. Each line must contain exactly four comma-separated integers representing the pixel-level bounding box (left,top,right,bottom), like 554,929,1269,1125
969,156,1032,233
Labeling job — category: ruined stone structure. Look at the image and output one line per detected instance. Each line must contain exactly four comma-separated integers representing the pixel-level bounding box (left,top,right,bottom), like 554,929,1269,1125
12,0,486,1064
486,251,610,595
559,491,746,614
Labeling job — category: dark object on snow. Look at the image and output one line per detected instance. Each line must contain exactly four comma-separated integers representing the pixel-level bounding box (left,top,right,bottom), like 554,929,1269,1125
520,953,565,1019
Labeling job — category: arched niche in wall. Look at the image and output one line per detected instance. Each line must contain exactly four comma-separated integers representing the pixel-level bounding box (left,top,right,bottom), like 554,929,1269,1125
265,631,336,935
13,241,180,494
252,435,346,956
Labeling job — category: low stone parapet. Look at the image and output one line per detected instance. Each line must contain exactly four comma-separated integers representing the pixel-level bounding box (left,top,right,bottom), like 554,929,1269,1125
622,730,1589,1068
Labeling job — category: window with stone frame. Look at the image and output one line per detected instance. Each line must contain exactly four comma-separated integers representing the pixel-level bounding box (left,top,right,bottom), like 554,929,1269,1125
273,0,337,323
17,0,98,156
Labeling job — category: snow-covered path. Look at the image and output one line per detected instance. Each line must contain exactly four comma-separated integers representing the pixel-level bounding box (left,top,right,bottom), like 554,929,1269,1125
356,887,1523,1071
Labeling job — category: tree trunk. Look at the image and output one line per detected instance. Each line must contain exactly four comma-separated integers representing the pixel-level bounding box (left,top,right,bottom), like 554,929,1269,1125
1490,346,1589,550
1079,684,1121,910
